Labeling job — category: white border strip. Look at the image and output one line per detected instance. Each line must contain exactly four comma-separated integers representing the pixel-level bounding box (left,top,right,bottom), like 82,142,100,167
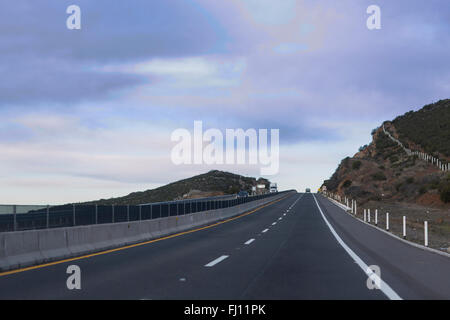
312,194,402,300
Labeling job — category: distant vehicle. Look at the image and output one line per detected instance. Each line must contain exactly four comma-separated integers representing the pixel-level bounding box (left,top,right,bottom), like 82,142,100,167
270,183,278,193
237,190,249,197
306,188,311,193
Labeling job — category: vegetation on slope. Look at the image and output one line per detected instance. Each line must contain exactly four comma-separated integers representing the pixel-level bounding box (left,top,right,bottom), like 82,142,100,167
83,170,269,205
392,99,450,157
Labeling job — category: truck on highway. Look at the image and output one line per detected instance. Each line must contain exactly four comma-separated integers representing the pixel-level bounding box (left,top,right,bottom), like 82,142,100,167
270,183,278,193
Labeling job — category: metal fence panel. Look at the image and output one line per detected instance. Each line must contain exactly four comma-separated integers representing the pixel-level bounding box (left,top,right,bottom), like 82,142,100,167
0,191,289,232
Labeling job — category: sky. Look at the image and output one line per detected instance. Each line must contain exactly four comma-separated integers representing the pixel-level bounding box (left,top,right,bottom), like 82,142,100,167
0,0,449,204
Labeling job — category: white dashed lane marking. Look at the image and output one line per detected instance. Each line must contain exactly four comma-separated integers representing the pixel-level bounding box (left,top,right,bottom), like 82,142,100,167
205,255,229,267
244,239,255,245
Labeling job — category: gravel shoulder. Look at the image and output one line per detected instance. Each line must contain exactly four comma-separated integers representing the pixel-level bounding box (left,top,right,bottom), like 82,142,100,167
360,200,450,252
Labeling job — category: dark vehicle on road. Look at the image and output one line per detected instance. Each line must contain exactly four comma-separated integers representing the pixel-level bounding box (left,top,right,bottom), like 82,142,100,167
237,190,249,197
306,188,311,193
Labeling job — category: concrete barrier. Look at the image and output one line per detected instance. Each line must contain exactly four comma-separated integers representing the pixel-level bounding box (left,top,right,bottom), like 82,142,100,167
0,231,42,271
0,191,294,272
39,229,71,262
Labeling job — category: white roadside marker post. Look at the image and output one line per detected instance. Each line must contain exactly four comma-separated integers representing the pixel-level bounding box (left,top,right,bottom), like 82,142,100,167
424,221,428,247
368,209,371,223
386,212,389,231
375,209,378,226
403,216,406,239
364,209,366,222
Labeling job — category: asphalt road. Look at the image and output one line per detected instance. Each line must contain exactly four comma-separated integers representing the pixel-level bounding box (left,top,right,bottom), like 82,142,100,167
0,192,448,299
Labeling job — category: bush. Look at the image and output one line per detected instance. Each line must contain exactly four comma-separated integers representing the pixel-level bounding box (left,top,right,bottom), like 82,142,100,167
419,186,427,194
372,172,387,181
429,180,440,190
439,184,450,203
439,175,450,203
352,161,362,170
375,133,397,151
389,155,399,163
343,180,352,188
405,177,414,184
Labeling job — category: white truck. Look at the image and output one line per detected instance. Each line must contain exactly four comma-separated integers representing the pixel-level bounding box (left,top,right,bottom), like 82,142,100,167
270,183,278,193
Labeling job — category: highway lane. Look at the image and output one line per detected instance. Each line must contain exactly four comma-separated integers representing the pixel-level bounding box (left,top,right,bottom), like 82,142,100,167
0,192,441,299
316,194,450,299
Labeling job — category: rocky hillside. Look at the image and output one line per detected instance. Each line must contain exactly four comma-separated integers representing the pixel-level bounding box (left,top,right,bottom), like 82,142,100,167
323,99,450,208
83,170,270,205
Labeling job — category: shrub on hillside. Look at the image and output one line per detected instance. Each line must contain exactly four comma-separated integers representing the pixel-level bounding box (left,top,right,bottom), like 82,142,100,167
359,145,368,152
389,155,399,163
405,177,414,184
375,133,397,151
343,180,352,188
419,186,428,195
439,175,450,203
352,161,362,170
372,172,387,181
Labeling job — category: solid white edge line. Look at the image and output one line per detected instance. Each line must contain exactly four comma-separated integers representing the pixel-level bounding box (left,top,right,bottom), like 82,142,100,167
205,255,229,267
245,239,255,245
312,194,402,300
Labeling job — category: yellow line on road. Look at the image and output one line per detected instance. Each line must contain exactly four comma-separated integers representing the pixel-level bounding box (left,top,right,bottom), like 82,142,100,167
0,194,292,277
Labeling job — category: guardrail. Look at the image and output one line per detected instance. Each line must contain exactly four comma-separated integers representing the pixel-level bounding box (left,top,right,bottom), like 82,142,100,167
0,192,289,233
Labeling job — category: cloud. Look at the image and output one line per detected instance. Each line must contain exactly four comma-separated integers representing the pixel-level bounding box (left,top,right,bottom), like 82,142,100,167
0,57,143,107
0,0,229,107
1,0,449,202
101,56,247,88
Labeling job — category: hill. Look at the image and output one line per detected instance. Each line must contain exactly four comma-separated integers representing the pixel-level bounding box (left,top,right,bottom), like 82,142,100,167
322,99,450,208
82,170,270,205
392,99,450,157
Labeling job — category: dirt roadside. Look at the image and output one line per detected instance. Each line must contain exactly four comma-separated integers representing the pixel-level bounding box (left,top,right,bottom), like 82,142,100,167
355,200,450,252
